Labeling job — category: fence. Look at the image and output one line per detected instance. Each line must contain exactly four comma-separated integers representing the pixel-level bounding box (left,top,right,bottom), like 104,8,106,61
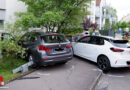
99,30,115,37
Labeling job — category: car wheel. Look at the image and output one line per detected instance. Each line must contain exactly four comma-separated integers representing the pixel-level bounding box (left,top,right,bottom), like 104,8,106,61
97,56,111,71
28,54,37,68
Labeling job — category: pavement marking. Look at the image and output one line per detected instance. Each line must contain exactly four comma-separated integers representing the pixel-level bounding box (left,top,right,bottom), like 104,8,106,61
0,87,9,89
96,81,109,90
37,72,50,76
70,65,75,70
107,74,125,78
92,69,102,72
97,86,108,90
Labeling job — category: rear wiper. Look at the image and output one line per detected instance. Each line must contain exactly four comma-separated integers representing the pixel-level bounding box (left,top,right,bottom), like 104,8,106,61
127,46,130,48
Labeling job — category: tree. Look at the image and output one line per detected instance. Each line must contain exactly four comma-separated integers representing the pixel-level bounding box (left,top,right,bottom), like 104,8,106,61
111,21,117,30
104,6,117,30
82,18,98,30
16,0,91,32
104,19,110,30
117,22,128,30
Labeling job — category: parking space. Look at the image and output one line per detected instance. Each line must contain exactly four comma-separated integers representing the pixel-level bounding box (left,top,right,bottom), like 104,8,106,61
2,57,101,90
95,68,130,90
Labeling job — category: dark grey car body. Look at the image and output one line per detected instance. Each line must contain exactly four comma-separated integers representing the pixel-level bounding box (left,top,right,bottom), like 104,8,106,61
20,32,73,66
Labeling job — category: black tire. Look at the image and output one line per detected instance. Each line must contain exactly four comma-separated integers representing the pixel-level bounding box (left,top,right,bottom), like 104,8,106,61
28,54,37,68
97,56,111,71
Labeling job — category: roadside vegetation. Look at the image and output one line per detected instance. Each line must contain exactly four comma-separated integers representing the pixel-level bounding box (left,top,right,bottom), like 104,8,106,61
0,23,27,81
0,56,26,81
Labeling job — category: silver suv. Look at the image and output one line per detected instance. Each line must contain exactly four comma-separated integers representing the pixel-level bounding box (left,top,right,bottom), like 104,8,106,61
20,31,73,67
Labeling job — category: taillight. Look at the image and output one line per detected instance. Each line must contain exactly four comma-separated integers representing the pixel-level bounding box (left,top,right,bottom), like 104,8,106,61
66,44,72,49
110,48,124,52
38,45,51,51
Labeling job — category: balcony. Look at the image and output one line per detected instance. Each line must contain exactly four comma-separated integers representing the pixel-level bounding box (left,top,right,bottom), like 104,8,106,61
95,7,100,17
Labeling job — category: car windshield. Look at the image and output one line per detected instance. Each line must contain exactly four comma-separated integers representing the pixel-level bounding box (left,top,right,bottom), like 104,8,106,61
111,40,130,48
41,34,69,43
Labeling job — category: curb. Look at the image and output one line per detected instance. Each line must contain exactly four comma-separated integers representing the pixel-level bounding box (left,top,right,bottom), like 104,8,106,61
90,72,103,90
5,69,38,84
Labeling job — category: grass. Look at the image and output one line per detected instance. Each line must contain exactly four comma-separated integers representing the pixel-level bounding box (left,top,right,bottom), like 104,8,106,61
0,56,27,82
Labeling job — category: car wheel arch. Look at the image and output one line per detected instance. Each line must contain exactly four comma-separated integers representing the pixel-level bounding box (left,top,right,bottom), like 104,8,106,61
97,54,111,64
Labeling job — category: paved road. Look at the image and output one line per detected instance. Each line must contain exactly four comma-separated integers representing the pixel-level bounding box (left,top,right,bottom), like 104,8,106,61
95,68,130,90
2,56,101,90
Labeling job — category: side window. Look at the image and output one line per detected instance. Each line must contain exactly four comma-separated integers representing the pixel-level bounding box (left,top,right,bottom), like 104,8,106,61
22,33,38,43
21,34,30,42
78,37,91,43
30,35,38,42
89,37,104,45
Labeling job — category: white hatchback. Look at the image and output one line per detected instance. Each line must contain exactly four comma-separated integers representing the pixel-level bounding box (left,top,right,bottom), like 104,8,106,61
72,36,130,71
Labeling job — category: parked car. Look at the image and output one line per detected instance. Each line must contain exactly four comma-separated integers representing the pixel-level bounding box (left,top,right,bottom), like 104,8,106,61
19,31,73,67
72,36,130,71
82,31,90,36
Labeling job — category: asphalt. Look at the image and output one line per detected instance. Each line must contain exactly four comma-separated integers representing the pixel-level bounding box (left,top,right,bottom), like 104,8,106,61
1,56,101,90
95,68,130,90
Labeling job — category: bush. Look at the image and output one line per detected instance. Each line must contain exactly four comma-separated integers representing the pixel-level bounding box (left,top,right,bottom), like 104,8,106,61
0,39,26,59
59,27,84,35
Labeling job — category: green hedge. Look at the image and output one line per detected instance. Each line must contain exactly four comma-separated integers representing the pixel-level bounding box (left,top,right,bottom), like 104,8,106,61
59,27,84,35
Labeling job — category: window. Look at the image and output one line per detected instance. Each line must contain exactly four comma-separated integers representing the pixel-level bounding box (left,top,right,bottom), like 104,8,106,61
22,33,38,43
41,35,68,43
30,36,38,42
78,37,91,43
21,34,30,42
0,20,4,27
111,40,130,48
89,37,104,45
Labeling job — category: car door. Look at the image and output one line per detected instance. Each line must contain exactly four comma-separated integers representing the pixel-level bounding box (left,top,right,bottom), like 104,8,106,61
73,36,91,58
86,36,104,62
21,33,39,59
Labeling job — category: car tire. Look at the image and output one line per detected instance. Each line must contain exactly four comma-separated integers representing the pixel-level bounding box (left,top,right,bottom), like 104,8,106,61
28,54,38,68
97,56,111,72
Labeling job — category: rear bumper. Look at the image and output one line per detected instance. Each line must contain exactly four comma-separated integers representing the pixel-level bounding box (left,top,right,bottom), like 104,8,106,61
111,58,130,68
39,54,73,66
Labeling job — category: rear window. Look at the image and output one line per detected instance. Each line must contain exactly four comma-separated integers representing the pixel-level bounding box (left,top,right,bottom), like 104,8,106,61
41,35,69,43
111,40,130,48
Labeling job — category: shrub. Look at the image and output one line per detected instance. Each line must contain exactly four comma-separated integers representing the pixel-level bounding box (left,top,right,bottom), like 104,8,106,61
0,38,26,59
59,27,84,35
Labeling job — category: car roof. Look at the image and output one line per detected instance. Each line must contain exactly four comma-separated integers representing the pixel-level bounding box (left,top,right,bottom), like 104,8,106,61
89,35,124,41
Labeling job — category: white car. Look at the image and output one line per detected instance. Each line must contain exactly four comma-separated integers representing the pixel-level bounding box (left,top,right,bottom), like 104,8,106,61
72,36,130,71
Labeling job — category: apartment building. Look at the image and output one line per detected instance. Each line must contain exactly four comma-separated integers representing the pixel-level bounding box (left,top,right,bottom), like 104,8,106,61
0,0,26,30
87,0,107,29
0,0,6,29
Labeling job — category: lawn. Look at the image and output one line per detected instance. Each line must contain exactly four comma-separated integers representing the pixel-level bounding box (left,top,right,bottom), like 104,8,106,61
0,57,27,82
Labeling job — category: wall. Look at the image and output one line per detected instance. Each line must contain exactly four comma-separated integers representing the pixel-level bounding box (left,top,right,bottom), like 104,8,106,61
0,0,6,9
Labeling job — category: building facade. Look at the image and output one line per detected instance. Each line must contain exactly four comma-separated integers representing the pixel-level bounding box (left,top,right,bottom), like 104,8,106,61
87,0,107,29
0,0,6,29
120,14,130,23
0,0,26,30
